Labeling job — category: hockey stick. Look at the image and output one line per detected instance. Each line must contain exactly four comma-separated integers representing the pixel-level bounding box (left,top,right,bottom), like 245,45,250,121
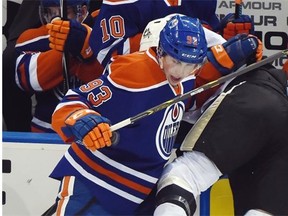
41,4,70,215
110,49,288,132
41,51,287,216
235,0,243,19
41,202,57,216
60,0,70,93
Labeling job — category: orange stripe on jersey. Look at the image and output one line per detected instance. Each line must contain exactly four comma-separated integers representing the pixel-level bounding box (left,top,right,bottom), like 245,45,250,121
56,176,73,216
109,49,166,88
166,0,180,6
104,0,137,2
71,143,152,195
18,63,30,91
103,0,138,5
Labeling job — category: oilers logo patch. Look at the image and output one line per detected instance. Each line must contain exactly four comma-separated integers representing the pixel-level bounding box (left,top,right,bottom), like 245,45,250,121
156,102,185,160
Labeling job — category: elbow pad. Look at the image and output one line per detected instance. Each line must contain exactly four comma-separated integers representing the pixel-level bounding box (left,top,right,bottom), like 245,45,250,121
156,184,196,216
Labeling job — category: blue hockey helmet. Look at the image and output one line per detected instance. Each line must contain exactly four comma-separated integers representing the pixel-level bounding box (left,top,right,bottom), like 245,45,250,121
158,15,207,64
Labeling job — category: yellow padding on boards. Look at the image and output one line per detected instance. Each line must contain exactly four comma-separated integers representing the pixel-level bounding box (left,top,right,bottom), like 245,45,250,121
210,178,234,215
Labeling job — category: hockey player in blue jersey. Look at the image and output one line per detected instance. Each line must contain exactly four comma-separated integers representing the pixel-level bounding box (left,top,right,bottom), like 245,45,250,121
89,0,254,68
89,0,217,67
50,14,262,215
14,0,104,133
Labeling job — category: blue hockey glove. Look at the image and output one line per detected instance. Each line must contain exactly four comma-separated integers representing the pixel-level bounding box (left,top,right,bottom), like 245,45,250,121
47,19,93,60
218,13,254,40
207,33,263,75
62,109,112,151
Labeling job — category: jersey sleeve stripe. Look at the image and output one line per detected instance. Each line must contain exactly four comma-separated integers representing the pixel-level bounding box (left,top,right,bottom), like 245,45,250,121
103,0,138,5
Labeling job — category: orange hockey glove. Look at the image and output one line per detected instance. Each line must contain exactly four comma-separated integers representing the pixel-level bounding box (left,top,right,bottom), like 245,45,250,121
47,19,93,60
218,13,254,40
62,109,112,151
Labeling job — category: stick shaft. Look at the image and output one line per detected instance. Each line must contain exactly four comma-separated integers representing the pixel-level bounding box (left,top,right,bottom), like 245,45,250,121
41,202,57,216
235,0,243,18
60,0,70,92
110,49,288,132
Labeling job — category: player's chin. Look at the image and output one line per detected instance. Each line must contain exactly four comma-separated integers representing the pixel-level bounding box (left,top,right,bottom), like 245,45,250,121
169,76,182,86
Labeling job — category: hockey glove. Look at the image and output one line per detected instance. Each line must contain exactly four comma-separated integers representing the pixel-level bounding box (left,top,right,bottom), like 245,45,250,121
219,13,254,40
47,19,93,60
207,33,263,75
62,109,112,151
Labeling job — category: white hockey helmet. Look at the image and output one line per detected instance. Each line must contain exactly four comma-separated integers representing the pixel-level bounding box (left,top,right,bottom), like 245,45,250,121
139,13,185,51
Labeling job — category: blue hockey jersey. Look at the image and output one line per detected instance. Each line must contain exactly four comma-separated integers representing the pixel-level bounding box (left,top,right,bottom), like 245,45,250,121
89,0,219,67
51,48,196,214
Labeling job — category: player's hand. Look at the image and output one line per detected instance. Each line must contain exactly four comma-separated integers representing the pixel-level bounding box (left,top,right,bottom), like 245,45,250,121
47,18,93,60
248,34,263,62
219,13,254,40
207,33,263,75
63,109,112,151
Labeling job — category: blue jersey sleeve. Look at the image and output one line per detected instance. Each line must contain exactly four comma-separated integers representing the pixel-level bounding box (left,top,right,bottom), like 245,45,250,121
89,0,219,67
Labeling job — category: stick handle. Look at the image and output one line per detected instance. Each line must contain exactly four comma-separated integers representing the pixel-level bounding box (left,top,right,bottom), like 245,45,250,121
110,119,132,132
235,0,243,19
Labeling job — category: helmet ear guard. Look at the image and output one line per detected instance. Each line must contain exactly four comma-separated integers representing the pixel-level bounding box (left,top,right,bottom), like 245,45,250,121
159,15,207,64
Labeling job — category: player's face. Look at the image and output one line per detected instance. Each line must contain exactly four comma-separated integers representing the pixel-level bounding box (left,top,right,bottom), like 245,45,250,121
161,55,200,86
43,6,61,23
